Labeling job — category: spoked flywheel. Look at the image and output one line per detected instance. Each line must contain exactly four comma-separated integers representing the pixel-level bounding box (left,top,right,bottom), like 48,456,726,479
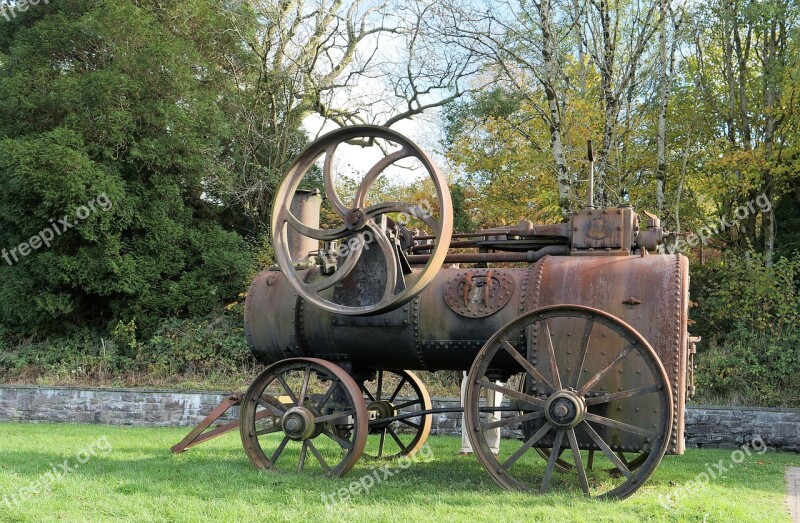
271,125,453,315
361,370,432,459
240,358,368,477
465,305,672,499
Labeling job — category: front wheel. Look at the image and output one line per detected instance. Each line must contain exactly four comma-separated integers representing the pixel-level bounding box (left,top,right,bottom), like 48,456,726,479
240,357,368,477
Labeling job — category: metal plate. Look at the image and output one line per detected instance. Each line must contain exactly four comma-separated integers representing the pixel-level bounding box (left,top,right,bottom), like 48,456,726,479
444,270,515,318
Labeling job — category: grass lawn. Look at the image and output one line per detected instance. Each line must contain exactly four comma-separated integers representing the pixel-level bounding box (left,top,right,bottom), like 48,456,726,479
0,422,795,522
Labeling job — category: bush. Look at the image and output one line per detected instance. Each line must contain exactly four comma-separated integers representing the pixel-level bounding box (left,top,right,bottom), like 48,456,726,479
0,306,259,391
690,250,800,406
694,326,800,406
0,1,253,337
690,250,800,338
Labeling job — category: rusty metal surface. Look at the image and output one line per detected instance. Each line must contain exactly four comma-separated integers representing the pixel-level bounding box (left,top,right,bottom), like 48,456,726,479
444,270,515,318
170,393,243,453
406,246,569,265
463,305,673,499
270,126,453,315
287,189,322,262
530,254,689,454
570,207,636,255
245,254,689,454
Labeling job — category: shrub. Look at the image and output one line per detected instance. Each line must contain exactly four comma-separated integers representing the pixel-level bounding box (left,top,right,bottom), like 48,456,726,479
690,250,800,406
0,306,257,390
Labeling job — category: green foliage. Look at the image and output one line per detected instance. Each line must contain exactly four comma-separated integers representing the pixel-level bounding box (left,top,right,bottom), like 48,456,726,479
691,251,800,337
0,309,254,388
694,327,800,407
690,251,800,406
0,0,251,335
450,183,475,233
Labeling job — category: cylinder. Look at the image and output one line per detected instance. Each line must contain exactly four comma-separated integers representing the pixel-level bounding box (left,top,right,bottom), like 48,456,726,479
286,189,322,262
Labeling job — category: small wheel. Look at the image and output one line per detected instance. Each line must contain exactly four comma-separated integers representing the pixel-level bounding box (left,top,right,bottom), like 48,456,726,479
361,370,432,459
240,358,367,477
465,305,672,500
271,125,453,315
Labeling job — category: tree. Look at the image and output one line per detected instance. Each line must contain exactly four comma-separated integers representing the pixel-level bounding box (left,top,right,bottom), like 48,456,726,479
0,0,251,335
216,0,479,238
684,0,798,261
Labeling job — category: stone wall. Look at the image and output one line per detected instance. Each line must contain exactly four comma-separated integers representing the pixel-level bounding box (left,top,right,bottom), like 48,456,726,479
0,386,797,452
685,406,800,452
0,386,242,427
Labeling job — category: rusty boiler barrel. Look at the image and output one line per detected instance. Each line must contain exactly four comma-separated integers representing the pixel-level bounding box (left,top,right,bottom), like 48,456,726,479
245,253,690,453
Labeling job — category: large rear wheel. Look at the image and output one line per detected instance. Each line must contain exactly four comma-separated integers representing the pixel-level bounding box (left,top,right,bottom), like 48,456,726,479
465,305,672,499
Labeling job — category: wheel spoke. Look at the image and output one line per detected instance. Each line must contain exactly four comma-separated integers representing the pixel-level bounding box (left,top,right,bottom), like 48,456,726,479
584,384,661,406
394,399,422,410
284,211,351,241
315,409,355,424
502,340,553,391
270,436,291,466
542,321,562,390
306,440,332,473
321,428,354,450
316,381,338,411
502,422,552,471
297,366,311,407
255,425,282,437
481,380,544,407
298,441,308,472
378,428,387,457
540,429,565,493
389,377,407,402
376,371,384,401
387,426,407,454
363,387,376,402
481,410,544,432
583,412,656,439
364,201,440,235
570,320,594,389
580,421,632,479
400,418,421,430
256,397,286,417
322,143,349,218
276,375,298,404
578,343,634,396
354,148,413,208
567,428,590,494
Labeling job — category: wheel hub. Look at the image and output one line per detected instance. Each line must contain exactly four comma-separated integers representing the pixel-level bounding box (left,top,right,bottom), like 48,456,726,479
282,407,318,441
367,400,396,430
544,389,586,429
345,208,366,230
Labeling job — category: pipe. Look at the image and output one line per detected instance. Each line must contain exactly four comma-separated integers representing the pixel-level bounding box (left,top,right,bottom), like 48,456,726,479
406,245,570,265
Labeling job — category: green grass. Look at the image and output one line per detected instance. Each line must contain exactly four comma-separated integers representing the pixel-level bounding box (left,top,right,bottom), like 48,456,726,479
0,423,794,522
